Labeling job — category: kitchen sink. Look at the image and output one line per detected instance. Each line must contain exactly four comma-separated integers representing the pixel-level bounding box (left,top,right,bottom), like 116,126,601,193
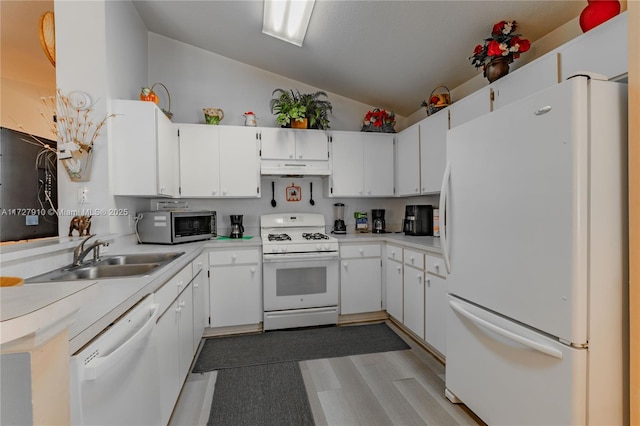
97,252,184,266
26,252,184,283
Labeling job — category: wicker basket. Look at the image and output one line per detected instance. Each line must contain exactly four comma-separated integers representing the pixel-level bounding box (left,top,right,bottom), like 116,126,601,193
151,82,173,120
425,85,451,116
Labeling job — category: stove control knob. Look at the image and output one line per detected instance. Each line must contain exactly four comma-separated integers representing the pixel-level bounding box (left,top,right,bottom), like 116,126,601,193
323,244,330,251
281,246,288,253
316,244,322,250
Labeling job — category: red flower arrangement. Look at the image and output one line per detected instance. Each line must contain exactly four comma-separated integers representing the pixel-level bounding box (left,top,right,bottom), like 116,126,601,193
361,108,396,133
469,20,531,69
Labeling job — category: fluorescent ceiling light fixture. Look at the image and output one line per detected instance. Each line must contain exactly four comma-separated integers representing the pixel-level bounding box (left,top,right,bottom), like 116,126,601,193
262,0,316,47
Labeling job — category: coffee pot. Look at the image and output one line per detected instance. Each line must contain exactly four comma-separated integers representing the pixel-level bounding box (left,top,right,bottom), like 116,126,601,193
230,214,244,238
371,209,386,233
243,111,257,126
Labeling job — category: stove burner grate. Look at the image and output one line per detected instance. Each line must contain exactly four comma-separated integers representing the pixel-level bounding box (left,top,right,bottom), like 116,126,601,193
268,233,291,241
302,232,330,240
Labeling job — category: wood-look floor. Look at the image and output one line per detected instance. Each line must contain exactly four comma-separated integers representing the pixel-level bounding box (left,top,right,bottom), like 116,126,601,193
171,321,483,426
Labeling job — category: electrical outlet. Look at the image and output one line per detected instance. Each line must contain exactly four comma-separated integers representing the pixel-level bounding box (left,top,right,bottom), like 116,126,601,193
78,187,89,204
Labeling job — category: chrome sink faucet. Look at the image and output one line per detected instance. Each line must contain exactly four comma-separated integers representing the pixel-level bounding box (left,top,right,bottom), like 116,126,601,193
72,234,109,266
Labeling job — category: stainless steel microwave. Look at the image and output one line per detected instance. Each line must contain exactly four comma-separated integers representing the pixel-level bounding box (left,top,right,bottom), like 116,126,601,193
136,211,216,244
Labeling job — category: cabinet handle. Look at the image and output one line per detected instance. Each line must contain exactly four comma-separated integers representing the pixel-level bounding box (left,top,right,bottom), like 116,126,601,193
194,282,199,288
175,306,182,313
435,264,440,272
250,267,256,273
298,154,303,159
231,254,237,261
289,154,294,159
177,280,183,289
396,266,401,272
418,275,423,283
427,279,431,287
359,248,364,254
179,300,186,308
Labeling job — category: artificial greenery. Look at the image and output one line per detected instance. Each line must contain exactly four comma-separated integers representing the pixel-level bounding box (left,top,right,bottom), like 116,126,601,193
270,89,333,129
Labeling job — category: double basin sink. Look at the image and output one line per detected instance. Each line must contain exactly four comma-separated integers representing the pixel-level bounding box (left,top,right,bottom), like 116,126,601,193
26,252,184,283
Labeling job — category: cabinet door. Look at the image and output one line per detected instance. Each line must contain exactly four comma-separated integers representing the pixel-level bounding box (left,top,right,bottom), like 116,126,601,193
295,130,328,160
559,12,627,81
178,284,194,380
340,258,382,315
385,257,403,321
419,111,448,194
178,125,220,197
260,127,296,159
395,123,420,196
191,263,206,352
492,53,559,111
111,100,158,196
403,265,424,339
363,134,394,196
449,88,490,129
154,305,180,426
210,264,262,327
425,273,447,356
156,109,179,197
219,126,260,197
330,132,364,197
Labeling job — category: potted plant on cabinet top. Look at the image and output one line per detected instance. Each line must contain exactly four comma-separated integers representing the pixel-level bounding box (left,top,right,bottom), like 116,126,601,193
270,89,332,130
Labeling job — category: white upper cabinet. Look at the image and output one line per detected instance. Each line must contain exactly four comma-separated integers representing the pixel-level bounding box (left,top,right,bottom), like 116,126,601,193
491,52,560,111
419,110,448,194
111,100,179,197
260,127,327,160
329,131,394,197
178,125,220,197
178,124,260,198
449,88,491,129
559,12,627,81
395,122,421,196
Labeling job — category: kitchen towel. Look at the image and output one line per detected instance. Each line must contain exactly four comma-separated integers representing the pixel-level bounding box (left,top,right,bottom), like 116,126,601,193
193,322,410,373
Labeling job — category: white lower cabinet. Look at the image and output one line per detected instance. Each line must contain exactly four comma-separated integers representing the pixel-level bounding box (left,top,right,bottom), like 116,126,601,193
385,245,403,321
209,248,262,327
425,255,447,356
403,252,425,339
152,262,195,426
339,244,382,315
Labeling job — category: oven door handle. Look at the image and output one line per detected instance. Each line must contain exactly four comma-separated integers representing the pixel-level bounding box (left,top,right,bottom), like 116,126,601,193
263,253,339,262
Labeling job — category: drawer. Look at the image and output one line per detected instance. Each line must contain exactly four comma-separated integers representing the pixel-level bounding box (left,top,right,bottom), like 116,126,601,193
425,254,447,277
209,248,260,266
403,249,424,269
386,244,403,262
192,253,206,275
155,265,192,314
340,244,381,259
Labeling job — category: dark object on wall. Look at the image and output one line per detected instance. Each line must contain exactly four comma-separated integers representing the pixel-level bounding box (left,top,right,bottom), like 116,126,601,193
1,127,58,242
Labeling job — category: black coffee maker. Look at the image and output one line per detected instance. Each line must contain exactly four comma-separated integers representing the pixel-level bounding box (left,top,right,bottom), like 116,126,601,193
371,209,386,233
230,214,244,238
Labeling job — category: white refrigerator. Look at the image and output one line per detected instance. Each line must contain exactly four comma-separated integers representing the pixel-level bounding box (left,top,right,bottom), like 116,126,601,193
440,75,628,425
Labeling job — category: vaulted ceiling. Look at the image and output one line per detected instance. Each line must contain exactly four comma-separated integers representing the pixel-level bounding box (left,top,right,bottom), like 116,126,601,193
131,1,586,116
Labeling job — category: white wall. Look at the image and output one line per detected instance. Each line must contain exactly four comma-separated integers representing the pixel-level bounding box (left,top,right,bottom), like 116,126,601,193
147,33,407,131
55,0,149,237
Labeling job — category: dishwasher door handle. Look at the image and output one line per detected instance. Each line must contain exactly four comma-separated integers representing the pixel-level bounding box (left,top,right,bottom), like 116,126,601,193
84,303,160,381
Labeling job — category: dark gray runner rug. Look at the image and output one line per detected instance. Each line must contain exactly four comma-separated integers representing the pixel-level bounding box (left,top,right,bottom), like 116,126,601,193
193,322,410,373
208,362,314,426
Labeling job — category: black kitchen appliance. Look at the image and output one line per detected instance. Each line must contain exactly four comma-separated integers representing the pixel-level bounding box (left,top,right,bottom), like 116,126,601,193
230,214,244,238
332,203,346,234
371,209,386,233
403,205,434,236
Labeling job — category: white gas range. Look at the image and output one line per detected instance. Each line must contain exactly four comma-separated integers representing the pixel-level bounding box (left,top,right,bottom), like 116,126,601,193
260,213,339,330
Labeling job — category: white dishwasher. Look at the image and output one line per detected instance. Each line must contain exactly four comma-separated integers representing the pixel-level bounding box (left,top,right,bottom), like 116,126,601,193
70,294,161,425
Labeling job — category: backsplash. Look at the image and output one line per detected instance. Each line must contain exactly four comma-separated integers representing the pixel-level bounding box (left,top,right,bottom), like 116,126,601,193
146,177,439,237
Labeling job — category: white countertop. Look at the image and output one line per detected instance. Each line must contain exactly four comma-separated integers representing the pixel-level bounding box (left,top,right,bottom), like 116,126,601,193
1,232,438,354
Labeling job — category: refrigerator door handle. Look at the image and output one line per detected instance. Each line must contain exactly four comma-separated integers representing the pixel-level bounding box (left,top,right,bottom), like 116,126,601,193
439,162,451,273
450,300,564,360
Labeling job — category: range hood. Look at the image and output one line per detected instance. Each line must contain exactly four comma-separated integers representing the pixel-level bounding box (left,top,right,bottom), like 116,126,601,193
260,159,331,176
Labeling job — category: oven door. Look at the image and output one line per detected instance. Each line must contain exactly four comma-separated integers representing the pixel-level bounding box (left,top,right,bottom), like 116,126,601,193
263,252,339,311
